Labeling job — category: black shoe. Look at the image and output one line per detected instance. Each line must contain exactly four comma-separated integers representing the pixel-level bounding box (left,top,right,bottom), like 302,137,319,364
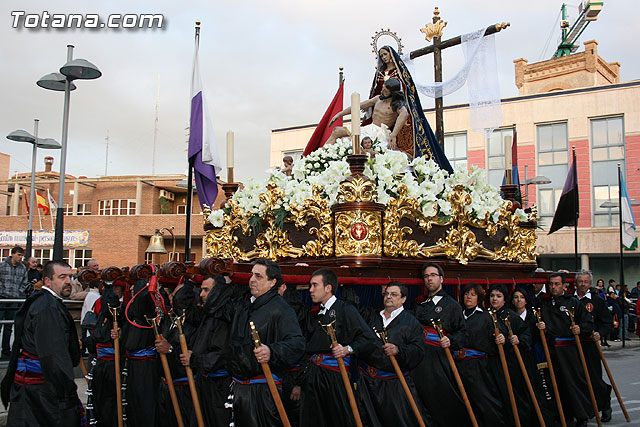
602,407,612,423
575,419,588,427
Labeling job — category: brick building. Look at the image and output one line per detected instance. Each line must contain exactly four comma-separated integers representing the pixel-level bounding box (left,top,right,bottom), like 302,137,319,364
269,40,640,283
0,155,226,268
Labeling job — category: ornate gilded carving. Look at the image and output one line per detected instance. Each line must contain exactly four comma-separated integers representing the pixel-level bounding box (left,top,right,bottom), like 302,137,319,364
384,185,447,257
337,175,378,203
491,201,538,263
335,210,382,256
204,176,538,265
290,185,334,257
420,8,447,41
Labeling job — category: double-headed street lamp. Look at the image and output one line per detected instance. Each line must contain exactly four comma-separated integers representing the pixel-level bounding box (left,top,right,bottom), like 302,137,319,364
37,45,101,261
6,122,61,257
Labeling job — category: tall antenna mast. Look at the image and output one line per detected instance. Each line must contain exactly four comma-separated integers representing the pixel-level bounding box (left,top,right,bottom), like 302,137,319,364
104,129,109,176
152,74,160,175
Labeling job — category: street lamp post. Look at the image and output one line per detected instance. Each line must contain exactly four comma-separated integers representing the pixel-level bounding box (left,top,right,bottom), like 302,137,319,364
6,124,61,257
523,164,551,208
37,45,101,261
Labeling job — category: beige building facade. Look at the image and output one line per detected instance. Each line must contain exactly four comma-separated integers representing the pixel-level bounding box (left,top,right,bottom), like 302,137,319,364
270,40,640,283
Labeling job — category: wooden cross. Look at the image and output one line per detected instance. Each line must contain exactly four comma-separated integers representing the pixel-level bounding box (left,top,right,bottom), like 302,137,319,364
409,8,510,149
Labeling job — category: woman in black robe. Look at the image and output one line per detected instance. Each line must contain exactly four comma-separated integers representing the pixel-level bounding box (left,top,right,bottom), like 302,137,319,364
488,284,546,427
455,283,507,427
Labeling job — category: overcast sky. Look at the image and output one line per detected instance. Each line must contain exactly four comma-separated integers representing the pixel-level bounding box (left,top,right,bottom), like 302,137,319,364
1,0,636,183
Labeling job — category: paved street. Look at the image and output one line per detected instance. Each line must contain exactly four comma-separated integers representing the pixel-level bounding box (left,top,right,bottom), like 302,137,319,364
593,340,640,426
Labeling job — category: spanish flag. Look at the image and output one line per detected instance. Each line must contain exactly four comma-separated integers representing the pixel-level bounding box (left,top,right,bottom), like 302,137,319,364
36,191,50,215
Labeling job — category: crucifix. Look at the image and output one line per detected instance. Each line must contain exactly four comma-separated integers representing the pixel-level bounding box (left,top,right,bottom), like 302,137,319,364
408,7,510,149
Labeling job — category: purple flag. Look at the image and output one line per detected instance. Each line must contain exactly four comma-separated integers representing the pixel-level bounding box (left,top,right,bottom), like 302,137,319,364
188,29,221,208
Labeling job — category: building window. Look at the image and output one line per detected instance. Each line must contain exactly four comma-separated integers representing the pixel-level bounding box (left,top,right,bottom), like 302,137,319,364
0,248,12,260
77,203,92,215
98,199,136,216
144,252,152,264
536,122,569,228
33,249,52,264
177,205,187,215
73,249,93,269
62,203,91,216
487,128,514,188
444,133,467,170
592,116,625,227
169,252,196,263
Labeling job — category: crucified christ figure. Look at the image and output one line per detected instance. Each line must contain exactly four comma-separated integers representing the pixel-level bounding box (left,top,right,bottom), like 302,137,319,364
325,78,409,151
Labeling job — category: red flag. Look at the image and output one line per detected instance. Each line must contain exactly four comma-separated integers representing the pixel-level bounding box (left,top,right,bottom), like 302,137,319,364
303,82,344,156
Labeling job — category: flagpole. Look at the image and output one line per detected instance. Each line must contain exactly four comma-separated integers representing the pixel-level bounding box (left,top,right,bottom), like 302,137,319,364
37,201,43,231
48,189,54,230
26,119,39,258
573,146,579,271
184,21,200,263
617,163,625,348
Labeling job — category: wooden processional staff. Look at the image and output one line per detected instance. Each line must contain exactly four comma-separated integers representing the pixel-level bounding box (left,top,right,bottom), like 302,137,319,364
533,308,566,427
321,320,363,427
109,305,124,427
175,313,205,427
565,309,602,427
249,321,291,427
430,319,479,427
146,315,184,427
503,316,546,427
373,327,426,427
488,310,520,427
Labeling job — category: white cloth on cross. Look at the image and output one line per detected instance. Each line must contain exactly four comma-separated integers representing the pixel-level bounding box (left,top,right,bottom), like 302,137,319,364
401,27,503,139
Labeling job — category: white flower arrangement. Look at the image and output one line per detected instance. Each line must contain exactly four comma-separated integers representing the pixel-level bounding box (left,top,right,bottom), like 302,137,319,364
209,138,523,227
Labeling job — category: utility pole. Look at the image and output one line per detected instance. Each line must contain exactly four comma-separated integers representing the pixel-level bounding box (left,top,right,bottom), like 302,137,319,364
104,129,109,176
152,74,160,175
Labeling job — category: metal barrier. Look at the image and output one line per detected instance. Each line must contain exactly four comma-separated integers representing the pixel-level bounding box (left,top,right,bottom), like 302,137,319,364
0,298,84,324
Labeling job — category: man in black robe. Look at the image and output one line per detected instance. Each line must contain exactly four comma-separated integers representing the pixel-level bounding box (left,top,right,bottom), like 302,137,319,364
299,269,377,427
1,260,83,426
227,258,306,427
155,282,198,427
182,275,233,427
536,272,594,427
122,279,161,427
574,269,613,422
82,285,121,427
411,263,469,427
277,282,308,427
358,281,426,427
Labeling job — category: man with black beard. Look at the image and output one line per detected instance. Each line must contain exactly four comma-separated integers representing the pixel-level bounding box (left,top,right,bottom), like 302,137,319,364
182,275,233,426
227,259,305,427
574,269,614,423
358,281,427,427
536,272,594,427
411,263,469,427
299,269,377,427
1,260,83,426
